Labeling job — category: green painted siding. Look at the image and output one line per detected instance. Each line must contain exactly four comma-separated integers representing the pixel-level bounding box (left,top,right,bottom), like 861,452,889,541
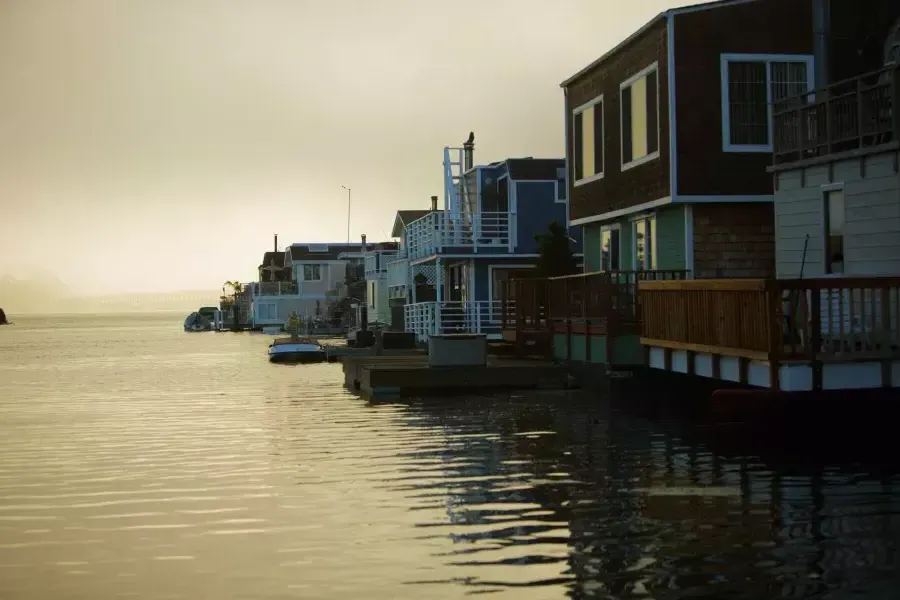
583,225,603,272
553,333,643,365
656,205,686,271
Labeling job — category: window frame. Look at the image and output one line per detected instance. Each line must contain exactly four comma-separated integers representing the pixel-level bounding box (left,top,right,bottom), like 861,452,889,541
631,214,658,271
619,62,661,172
302,263,323,282
720,53,816,153
571,93,605,187
599,223,622,272
822,186,846,275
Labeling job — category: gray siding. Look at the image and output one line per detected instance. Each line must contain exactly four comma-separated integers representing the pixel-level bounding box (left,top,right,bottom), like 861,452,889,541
774,151,900,278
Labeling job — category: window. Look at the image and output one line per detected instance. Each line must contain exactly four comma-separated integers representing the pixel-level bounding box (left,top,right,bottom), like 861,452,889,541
824,190,845,274
721,54,814,152
572,95,604,185
302,264,322,281
620,64,659,170
258,303,277,320
633,215,657,271
600,225,621,271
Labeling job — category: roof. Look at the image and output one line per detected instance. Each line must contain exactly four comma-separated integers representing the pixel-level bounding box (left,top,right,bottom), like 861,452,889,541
559,0,763,87
288,243,370,262
507,158,565,181
258,251,285,268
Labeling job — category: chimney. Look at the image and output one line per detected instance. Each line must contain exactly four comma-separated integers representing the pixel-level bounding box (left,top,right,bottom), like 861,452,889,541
274,233,278,252
430,195,438,211
463,131,475,170
361,233,367,248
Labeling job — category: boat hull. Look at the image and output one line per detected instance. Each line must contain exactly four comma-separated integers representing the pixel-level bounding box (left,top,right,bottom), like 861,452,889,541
268,343,326,364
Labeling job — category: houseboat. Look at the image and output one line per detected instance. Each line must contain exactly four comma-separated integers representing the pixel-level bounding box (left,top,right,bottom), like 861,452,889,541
385,133,582,342
503,0,900,396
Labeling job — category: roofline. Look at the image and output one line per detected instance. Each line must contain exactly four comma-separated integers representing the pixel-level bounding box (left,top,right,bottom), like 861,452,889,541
559,0,763,88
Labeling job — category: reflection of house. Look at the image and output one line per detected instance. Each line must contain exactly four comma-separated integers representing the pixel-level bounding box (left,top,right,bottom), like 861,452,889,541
563,0,821,279
389,135,582,341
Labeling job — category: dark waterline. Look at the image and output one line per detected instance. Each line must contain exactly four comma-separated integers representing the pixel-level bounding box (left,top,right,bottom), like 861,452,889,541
1,313,899,599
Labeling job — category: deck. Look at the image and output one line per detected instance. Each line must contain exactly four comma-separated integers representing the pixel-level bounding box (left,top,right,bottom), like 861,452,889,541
639,277,900,391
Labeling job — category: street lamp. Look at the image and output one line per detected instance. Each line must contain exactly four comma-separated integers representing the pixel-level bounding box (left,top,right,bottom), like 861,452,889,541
342,185,351,243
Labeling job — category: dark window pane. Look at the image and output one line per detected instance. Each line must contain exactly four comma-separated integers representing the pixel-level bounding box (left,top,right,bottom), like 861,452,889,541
727,61,768,145
573,111,583,180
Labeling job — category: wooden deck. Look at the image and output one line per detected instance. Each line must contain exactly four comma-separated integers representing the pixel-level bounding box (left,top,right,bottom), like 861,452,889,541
639,277,900,391
341,354,568,399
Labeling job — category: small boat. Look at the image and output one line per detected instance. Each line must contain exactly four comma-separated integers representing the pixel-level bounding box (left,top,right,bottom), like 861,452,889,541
184,311,211,332
268,337,326,363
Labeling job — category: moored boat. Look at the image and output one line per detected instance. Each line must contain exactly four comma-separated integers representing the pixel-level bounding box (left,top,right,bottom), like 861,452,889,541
268,337,326,363
184,311,211,332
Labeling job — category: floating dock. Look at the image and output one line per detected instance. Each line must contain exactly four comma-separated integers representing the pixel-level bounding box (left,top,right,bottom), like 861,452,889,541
341,354,569,399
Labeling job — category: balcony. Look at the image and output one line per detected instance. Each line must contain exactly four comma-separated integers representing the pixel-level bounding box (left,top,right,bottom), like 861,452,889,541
773,66,898,167
364,251,398,279
406,211,511,260
404,300,510,342
253,281,297,296
638,277,900,389
387,257,409,293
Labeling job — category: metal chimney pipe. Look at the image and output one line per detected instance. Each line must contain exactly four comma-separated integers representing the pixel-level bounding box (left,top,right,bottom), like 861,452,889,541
430,195,438,211
463,132,474,170
274,233,278,252
361,233,367,248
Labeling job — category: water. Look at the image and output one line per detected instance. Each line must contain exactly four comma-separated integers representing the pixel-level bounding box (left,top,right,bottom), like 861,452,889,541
1,313,899,599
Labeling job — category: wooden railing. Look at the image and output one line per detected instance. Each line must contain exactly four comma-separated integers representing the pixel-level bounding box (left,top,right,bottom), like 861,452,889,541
773,66,899,166
639,277,900,363
500,270,688,333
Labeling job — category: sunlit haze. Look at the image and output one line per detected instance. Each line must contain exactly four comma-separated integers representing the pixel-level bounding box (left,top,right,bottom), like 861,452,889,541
0,0,710,295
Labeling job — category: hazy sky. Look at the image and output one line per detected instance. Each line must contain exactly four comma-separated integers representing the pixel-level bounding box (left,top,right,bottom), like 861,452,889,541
0,0,706,294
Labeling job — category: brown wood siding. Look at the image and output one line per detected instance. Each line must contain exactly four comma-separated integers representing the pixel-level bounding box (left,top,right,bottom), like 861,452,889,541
673,0,814,197
566,18,670,223
692,203,775,278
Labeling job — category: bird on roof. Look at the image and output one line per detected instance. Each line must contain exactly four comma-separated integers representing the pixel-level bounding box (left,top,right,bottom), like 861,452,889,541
465,131,474,145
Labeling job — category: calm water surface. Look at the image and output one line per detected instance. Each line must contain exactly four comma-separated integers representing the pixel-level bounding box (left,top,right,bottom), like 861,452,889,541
1,313,899,599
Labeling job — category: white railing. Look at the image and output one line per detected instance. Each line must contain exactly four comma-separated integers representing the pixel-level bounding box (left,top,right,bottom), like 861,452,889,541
406,211,511,259
253,281,298,296
387,257,409,291
403,300,512,342
364,252,397,278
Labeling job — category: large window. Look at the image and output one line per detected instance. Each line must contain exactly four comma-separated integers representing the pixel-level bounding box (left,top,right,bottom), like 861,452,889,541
620,63,659,170
721,54,814,152
572,94,604,185
600,225,620,272
633,215,657,271
824,189,845,274
302,264,322,281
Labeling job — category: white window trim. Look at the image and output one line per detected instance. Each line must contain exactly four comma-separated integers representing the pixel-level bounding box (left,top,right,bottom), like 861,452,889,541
301,263,323,282
630,214,658,271
719,53,816,153
599,223,622,272
619,62,661,172
572,93,604,187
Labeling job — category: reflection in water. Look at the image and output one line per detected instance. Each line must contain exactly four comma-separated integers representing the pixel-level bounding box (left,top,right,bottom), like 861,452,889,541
0,314,898,599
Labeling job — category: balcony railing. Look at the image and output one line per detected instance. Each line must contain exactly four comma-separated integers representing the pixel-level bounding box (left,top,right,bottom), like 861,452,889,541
639,277,900,365
254,281,298,296
500,270,689,334
773,66,898,165
404,300,510,342
406,211,510,259
364,252,398,278
387,257,409,291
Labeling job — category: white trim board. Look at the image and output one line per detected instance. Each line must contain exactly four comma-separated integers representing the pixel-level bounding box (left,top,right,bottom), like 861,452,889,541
572,93,605,187
569,196,672,227
720,53,816,153
619,62,661,172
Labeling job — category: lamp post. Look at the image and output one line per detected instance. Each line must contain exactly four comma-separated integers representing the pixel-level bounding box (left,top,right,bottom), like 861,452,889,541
342,185,351,243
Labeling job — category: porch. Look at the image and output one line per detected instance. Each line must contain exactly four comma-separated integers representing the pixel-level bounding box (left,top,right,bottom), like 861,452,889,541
500,270,688,363
639,278,900,391
404,301,508,341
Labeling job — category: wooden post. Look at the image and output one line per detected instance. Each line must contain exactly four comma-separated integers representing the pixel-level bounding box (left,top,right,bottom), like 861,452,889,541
766,279,782,391
810,287,823,391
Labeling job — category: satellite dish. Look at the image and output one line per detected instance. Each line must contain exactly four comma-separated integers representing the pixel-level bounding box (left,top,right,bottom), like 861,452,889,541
885,18,900,65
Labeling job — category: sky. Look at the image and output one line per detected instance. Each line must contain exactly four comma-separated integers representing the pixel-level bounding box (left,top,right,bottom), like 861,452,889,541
0,0,710,294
